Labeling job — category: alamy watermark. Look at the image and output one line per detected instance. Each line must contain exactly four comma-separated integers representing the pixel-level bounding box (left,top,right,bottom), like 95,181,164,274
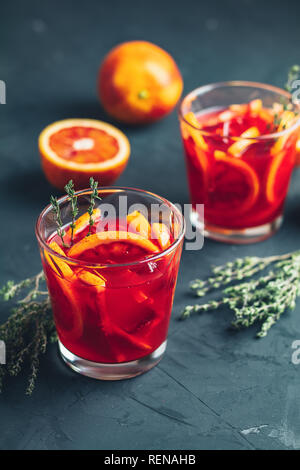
291,340,300,365
0,80,6,104
0,340,6,364
95,197,204,251
290,81,300,104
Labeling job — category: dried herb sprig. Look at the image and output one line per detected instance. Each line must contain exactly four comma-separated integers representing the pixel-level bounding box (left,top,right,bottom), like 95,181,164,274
87,177,101,236
0,179,103,394
64,180,79,244
181,250,300,337
0,272,56,394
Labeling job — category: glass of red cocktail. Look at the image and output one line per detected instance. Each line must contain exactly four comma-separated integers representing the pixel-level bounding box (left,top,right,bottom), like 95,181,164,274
179,81,300,243
36,188,185,380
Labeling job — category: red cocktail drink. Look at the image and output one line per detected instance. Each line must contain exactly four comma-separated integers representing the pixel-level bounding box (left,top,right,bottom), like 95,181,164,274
179,82,300,243
36,188,184,379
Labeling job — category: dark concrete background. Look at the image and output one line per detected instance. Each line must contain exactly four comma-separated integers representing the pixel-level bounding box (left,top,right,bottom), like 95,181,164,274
1,0,300,450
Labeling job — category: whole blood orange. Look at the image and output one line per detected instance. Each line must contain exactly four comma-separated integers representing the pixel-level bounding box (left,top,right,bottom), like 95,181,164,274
39,118,130,191
98,41,183,124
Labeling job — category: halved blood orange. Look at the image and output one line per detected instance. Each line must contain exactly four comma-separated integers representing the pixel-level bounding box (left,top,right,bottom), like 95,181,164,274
68,231,159,259
209,151,260,214
39,119,130,191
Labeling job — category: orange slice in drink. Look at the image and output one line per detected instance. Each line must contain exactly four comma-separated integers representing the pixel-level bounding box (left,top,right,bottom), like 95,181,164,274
151,223,171,250
54,278,84,341
181,111,210,192
76,268,151,354
127,210,151,239
276,111,295,132
66,208,101,238
77,270,106,289
265,151,293,204
229,104,248,114
218,109,237,122
228,127,260,157
68,231,159,259
132,289,150,304
183,112,208,151
249,99,262,114
259,108,274,125
53,280,84,342
45,241,74,278
271,111,296,156
209,150,260,214
39,118,130,191
45,242,83,340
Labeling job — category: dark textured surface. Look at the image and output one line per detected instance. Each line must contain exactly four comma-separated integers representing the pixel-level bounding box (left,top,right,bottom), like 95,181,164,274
1,0,300,450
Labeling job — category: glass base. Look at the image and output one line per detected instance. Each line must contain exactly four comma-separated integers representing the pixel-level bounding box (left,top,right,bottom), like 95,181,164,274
190,209,283,244
58,339,167,381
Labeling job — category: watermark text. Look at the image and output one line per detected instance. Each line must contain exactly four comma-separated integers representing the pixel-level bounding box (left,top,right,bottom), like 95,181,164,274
0,80,6,104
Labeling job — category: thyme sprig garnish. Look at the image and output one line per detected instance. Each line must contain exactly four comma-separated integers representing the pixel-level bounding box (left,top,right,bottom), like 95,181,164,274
87,177,101,236
273,65,300,128
0,272,56,395
181,251,300,337
50,178,101,244
269,65,300,129
50,195,67,247
64,180,79,245
285,64,300,94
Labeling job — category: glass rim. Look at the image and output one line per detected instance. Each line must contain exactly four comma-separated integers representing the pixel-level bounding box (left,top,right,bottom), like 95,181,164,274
178,80,300,141
35,186,186,269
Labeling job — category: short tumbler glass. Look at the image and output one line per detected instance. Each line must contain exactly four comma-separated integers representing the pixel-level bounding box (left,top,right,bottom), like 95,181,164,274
179,81,300,243
36,187,185,380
